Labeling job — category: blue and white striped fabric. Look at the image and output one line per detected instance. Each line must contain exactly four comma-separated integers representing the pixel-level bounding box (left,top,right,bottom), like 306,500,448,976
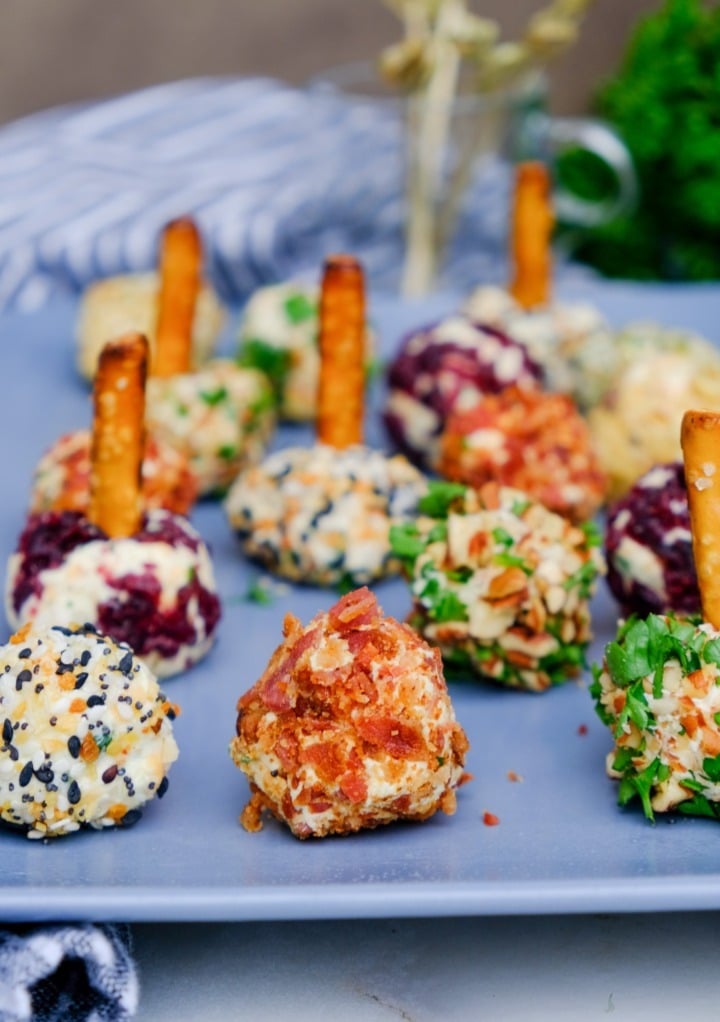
0,76,513,312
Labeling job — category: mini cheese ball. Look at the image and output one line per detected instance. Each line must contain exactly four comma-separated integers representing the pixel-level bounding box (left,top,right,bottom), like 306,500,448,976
384,314,542,469
76,271,224,382
391,481,604,692
30,429,199,517
605,462,699,618
230,587,469,839
224,444,428,587
0,622,179,839
438,386,607,524
6,509,221,679
591,613,720,822
146,360,275,497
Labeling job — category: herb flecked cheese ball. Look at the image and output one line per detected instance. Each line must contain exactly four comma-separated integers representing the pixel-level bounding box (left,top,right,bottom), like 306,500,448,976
391,481,605,691
591,613,720,822
146,360,275,497
231,586,469,838
0,622,179,839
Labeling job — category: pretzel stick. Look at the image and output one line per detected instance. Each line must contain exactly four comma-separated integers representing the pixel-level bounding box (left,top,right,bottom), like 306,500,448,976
317,254,366,448
508,161,553,310
88,333,148,538
153,217,202,377
681,409,720,629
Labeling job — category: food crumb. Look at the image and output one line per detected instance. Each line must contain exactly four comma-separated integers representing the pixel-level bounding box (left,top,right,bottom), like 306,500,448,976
483,811,500,826
506,770,523,783
577,723,588,735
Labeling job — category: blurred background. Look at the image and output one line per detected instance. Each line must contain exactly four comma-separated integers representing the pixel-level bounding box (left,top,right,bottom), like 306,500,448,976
0,0,659,124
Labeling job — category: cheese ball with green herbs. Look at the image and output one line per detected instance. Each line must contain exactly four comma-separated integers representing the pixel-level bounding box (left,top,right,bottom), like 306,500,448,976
237,280,374,421
592,613,720,822
391,481,604,691
0,622,179,839
146,360,275,497
225,444,428,588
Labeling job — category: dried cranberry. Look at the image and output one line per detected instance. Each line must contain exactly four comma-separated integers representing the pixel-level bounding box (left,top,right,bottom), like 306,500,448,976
12,511,105,612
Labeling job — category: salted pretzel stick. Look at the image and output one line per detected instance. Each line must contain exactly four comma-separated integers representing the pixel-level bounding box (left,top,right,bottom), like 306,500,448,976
88,333,148,538
681,409,720,629
153,217,202,378
317,254,366,448
508,161,553,310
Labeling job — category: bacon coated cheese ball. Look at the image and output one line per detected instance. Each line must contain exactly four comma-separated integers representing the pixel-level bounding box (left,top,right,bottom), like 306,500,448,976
605,462,699,618
146,360,275,497
225,444,427,588
462,284,612,410
230,587,469,838
30,430,199,517
6,509,221,679
384,314,541,469
391,481,604,692
592,613,720,821
76,271,225,381
0,622,178,839
438,386,607,524
238,280,374,422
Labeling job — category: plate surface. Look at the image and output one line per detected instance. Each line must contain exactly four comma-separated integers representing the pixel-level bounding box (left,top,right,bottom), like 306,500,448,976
1,280,720,923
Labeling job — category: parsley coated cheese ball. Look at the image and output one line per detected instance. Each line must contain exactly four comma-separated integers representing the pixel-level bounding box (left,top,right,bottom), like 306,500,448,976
438,386,607,524
238,280,374,421
76,271,225,382
0,622,179,839
225,444,428,588
392,481,604,692
231,587,469,838
30,430,199,517
462,284,613,410
6,509,221,679
384,314,542,469
605,462,699,618
592,613,720,822
146,360,275,497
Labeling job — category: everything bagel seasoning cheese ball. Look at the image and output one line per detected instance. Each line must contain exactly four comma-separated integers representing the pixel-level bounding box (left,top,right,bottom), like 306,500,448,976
0,623,179,839
391,481,604,691
231,587,469,838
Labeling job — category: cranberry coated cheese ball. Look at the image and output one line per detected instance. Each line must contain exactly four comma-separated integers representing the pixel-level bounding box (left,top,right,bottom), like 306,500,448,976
30,430,199,517
384,314,542,469
225,444,428,587
605,463,699,618
0,623,179,839
391,481,604,691
438,386,607,524
76,271,225,381
231,587,469,838
591,613,720,822
6,509,221,679
146,360,275,497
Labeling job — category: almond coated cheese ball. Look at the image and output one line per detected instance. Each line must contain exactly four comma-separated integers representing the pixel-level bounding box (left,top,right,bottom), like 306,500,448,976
230,587,469,838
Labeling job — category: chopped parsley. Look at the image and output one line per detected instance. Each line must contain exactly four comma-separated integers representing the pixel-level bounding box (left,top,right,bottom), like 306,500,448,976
237,338,292,404
492,526,514,548
562,560,599,598
244,578,275,606
418,480,467,518
579,520,602,548
283,292,316,324
389,523,425,564
493,552,533,575
200,385,229,407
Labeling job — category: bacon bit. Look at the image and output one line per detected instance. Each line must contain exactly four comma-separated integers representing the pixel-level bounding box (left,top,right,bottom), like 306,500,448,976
69,698,86,713
507,770,523,783
9,623,32,645
300,741,345,783
577,723,588,736
339,770,368,804
357,716,424,758
80,732,99,762
240,792,266,833
483,811,500,826
329,586,380,631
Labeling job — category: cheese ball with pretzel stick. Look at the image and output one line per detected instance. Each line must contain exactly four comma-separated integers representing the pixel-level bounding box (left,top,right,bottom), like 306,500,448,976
76,218,224,381
5,334,221,678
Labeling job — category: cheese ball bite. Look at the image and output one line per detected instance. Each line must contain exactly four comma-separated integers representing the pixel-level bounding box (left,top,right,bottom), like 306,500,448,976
146,360,275,497
591,613,720,821
6,509,221,679
438,386,607,524
605,462,699,618
230,586,469,838
0,622,179,839
384,314,542,469
76,271,224,382
391,481,604,691
463,284,613,409
224,444,427,587
29,429,199,517
238,280,374,422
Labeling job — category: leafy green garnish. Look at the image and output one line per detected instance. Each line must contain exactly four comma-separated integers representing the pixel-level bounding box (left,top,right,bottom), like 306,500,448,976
418,574,469,623
200,386,229,407
244,578,275,606
493,552,533,575
389,523,425,563
617,757,670,821
95,731,113,753
418,481,467,518
217,444,237,461
563,560,599,598
677,794,720,820
579,520,602,548
492,527,514,548
283,292,316,324
237,339,292,404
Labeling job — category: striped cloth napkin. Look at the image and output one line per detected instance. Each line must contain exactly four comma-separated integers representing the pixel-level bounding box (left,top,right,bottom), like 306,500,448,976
0,75,513,312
